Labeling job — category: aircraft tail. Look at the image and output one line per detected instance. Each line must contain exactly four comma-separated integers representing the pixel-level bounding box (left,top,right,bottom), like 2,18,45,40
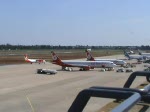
85,50,95,61
138,49,142,55
123,50,130,59
24,54,28,61
51,51,62,65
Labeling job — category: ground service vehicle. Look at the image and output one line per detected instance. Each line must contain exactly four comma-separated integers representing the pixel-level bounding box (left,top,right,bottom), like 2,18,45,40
125,68,133,72
116,68,125,72
37,69,57,74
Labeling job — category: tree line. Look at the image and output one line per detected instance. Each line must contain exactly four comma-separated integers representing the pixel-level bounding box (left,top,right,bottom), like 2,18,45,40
0,44,150,50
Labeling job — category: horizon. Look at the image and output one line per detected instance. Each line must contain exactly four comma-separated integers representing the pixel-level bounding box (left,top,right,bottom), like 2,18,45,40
0,43,149,46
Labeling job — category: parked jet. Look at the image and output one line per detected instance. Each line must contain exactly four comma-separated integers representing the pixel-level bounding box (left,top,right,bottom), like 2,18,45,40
124,51,143,61
126,50,135,54
138,50,150,56
85,50,126,66
51,51,116,71
138,50,150,60
24,54,46,64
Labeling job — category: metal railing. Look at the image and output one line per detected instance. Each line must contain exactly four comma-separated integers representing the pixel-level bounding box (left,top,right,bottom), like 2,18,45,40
123,71,150,88
68,71,150,112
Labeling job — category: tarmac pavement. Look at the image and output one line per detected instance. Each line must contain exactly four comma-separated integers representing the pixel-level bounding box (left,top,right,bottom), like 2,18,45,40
0,55,147,112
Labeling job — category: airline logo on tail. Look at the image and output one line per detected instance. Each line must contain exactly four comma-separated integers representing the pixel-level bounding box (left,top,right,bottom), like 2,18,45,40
52,53,58,61
24,54,30,61
51,51,62,64
85,50,95,61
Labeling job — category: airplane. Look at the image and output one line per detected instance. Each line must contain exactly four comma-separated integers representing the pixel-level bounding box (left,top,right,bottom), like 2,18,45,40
51,51,116,71
138,50,150,56
124,51,144,61
85,50,126,66
126,50,135,54
138,50,150,60
24,54,46,64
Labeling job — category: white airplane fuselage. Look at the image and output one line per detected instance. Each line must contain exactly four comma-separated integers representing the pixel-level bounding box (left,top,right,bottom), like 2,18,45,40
127,54,143,60
58,60,116,68
27,59,38,63
94,59,126,66
85,50,126,66
140,53,150,56
124,51,144,60
24,55,45,64
138,52,150,60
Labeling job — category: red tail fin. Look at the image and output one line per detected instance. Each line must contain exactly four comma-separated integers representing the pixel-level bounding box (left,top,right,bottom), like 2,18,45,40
85,50,95,61
51,51,62,64
24,54,28,61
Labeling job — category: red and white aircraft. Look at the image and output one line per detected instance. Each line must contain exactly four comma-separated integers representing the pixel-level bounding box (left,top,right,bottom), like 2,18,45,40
85,50,126,66
24,54,46,64
51,51,116,71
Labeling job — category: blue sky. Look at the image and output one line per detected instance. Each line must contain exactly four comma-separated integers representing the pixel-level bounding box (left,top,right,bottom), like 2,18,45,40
0,0,150,46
